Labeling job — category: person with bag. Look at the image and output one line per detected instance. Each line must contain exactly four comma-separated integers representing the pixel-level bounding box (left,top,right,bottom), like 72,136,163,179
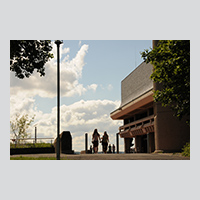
92,129,100,153
101,131,109,153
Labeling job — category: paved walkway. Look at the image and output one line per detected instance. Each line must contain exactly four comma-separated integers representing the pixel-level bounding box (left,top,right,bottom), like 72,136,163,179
10,153,189,160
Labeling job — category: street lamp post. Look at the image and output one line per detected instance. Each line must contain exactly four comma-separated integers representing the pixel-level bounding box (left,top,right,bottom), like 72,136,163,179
35,126,37,144
55,40,63,160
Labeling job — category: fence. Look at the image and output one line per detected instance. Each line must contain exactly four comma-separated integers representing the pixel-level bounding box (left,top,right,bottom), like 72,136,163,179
10,137,55,148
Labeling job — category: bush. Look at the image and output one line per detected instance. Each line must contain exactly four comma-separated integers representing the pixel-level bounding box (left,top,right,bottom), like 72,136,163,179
182,142,190,157
10,142,53,149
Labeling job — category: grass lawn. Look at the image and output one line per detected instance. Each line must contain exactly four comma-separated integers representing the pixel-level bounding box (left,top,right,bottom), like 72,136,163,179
10,156,68,160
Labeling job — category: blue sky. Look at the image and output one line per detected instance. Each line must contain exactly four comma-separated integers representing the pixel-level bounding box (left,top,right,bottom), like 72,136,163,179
10,40,152,152
35,40,152,113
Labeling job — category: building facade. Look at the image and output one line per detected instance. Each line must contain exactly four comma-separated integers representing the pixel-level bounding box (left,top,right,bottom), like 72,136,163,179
110,61,190,153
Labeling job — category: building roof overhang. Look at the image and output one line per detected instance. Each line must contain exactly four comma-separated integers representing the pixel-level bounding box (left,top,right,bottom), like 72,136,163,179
110,89,154,120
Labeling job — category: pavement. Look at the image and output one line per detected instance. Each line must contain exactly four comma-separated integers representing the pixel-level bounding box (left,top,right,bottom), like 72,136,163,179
10,152,190,160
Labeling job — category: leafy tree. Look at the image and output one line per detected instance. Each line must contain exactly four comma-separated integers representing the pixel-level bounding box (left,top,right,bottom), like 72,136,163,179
141,40,190,123
10,40,53,79
182,142,190,157
10,114,35,144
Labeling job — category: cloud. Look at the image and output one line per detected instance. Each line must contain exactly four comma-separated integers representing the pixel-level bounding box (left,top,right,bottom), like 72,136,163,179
87,84,98,92
10,94,41,121
10,97,123,151
78,40,82,47
107,84,113,91
9,41,124,152
99,84,113,91
10,42,97,98
58,99,122,134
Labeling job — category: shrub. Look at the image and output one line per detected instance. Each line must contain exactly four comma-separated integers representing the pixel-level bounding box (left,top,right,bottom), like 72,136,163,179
182,142,190,157
10,142,53,149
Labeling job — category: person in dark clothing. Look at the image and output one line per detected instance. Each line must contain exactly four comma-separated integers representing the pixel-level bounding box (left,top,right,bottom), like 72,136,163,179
108,144,112,153
112,144,115,153
101,131,109,153
92,129,100,153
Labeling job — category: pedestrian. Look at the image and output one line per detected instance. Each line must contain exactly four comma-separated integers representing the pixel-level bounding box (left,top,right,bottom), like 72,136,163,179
92,129,100,153
90,145,93,154
112,144,115,153
108,144,112,153
101,131,109,153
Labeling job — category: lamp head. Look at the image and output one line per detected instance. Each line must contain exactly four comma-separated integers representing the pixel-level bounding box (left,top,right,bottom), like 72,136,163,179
55,40,63,45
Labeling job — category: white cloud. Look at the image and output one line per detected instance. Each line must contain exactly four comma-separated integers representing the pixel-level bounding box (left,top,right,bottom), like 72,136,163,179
10,43,97,99
87,84,98,92
61,47,70,56
107,84,113,91
10,94,41,121
10,97,123,151
78,40,82,47
9,41,124,152
99,84,113,91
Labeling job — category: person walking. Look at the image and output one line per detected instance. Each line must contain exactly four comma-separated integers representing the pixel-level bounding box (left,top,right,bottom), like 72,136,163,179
108,144,112,153
101,131,109,153
92,129,100,153
112,144,115,153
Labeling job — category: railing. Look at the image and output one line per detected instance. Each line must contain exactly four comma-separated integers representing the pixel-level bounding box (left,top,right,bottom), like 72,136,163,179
10,138,55,148
119,115,154,137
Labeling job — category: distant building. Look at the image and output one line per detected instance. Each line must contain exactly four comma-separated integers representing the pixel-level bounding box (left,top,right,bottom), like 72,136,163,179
110,61,190,153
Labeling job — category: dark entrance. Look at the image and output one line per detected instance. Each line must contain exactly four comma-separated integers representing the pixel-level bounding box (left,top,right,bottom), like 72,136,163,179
141,135,147,153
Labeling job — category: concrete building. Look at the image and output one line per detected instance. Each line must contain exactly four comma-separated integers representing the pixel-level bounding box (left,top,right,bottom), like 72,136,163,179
110,61,190,153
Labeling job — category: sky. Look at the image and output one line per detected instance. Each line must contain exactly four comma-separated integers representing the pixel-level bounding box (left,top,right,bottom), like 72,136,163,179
10,40,152,152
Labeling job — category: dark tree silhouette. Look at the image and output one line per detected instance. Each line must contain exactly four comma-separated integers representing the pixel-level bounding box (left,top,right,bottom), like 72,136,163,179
10,40,53,79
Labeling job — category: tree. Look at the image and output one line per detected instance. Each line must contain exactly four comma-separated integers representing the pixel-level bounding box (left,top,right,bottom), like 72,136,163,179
10,40,53,79
141,40,190,123
10,114,35,144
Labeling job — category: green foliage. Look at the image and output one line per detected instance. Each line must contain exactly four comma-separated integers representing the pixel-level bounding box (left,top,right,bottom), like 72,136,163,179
10,114,35,143
10,142,53,149
10,156,57,160
10,40,53,79
182,142,190,157
141,40,190,123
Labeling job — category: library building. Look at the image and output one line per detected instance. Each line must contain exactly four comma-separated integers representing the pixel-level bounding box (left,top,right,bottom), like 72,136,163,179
110,61,190,153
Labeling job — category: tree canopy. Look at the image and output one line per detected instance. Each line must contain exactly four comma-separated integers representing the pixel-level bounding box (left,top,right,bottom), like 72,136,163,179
141,40,190,123
10,40,53,79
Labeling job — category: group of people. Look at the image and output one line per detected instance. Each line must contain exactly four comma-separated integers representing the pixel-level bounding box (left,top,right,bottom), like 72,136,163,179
91,129,115,153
